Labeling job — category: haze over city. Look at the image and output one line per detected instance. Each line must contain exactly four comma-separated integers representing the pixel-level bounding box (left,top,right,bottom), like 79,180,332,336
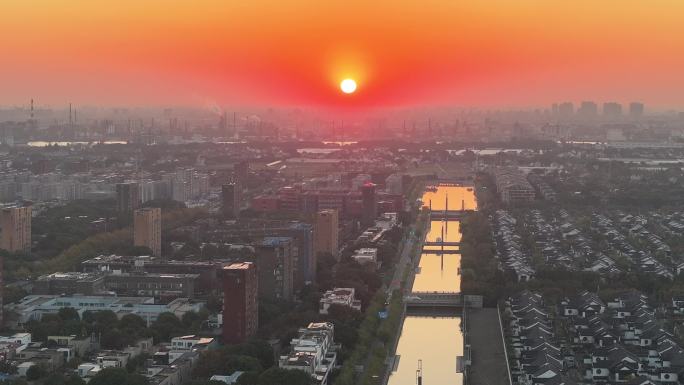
2,1,684,110
3,2,684,385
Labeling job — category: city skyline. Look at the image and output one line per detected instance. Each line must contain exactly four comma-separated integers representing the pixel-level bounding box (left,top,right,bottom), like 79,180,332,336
5,2,684,385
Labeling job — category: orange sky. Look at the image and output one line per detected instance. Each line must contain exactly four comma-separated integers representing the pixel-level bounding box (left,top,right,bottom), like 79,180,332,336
2,1,684,109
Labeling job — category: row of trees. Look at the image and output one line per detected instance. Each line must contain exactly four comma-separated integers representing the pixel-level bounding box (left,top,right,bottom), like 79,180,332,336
2,204,207,283
26,308,207,349
31,199,124,260
191,340,316,385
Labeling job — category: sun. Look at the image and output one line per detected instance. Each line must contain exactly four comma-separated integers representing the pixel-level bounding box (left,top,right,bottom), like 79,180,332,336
340,78,357,94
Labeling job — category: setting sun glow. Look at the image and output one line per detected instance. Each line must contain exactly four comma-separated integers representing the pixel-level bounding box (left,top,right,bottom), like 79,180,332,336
340,79,357,94
2,1,684,107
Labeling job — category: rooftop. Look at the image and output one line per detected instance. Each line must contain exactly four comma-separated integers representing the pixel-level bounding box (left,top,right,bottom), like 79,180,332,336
224,262,253,270
37,272,102,282
260,237,292,247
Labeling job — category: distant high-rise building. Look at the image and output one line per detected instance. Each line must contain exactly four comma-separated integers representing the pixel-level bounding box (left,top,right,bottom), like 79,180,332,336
233,161,249,183
134,207,161,257
222,262,258,344
116,182,141,213
222,181,241,219
314,210,339,261
603,102,623,117
361,183,377,227
256,237,294,300
558,102,574,117
629,102,644,118
385,173,403,195
0,205,31,253
0,254,3,326
578,101,598,118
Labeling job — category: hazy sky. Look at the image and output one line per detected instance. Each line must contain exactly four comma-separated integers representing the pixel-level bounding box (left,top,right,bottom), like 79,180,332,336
2,1,684,109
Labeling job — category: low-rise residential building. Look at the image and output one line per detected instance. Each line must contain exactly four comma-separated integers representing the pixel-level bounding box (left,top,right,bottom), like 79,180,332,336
351,248,377,265
506,290,684,385
210,372,244,384
47,335,93,357
170,335,217,351
490,167,535,203
319,288,361,315
0,333,31,361
279,322,339,385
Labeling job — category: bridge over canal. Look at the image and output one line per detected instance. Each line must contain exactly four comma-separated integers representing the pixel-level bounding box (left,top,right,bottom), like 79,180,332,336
404,292,483,310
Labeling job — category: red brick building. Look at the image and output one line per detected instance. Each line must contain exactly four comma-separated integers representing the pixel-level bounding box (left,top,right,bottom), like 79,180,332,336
222,262,258,344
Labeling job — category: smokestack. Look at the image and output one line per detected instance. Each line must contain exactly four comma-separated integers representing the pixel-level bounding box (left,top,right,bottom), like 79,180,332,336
69,103,72,126
30,99,34,120
233,112,238,139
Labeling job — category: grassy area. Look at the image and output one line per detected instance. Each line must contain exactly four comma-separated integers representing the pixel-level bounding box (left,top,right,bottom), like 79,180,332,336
43,207,208,273
32,199,123,259
3,206,209,281
406,176,427,204
333,288,405,385
360,290,404,385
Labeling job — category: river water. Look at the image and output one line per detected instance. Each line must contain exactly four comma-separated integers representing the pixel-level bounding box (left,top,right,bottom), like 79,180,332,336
27,140,127,147
387,185,476,385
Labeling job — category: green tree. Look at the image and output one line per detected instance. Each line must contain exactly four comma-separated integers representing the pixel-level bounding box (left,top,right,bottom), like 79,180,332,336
235,372,259,385
119,314,147,332
83,310,118,331
150,312,184,342
257,367,312,385
181,311,207,333
89,368,149,385
26,365,47,381
212,341,276,371
193,350,263,378
0,360,17,374
0,379,28,385
43,373,86,385
57,307,81,322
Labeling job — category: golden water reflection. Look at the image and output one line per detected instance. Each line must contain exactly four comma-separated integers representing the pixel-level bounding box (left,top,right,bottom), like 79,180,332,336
421,185,477,211
413,220,462,293
387,316,464,385
387,186,476,385
412,252,462,293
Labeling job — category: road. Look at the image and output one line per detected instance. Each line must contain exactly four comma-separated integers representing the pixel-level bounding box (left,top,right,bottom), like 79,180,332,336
387,225,419,297
356,225,423,385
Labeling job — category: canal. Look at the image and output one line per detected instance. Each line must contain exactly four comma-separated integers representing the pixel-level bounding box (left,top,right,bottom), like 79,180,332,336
387,185,477,385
